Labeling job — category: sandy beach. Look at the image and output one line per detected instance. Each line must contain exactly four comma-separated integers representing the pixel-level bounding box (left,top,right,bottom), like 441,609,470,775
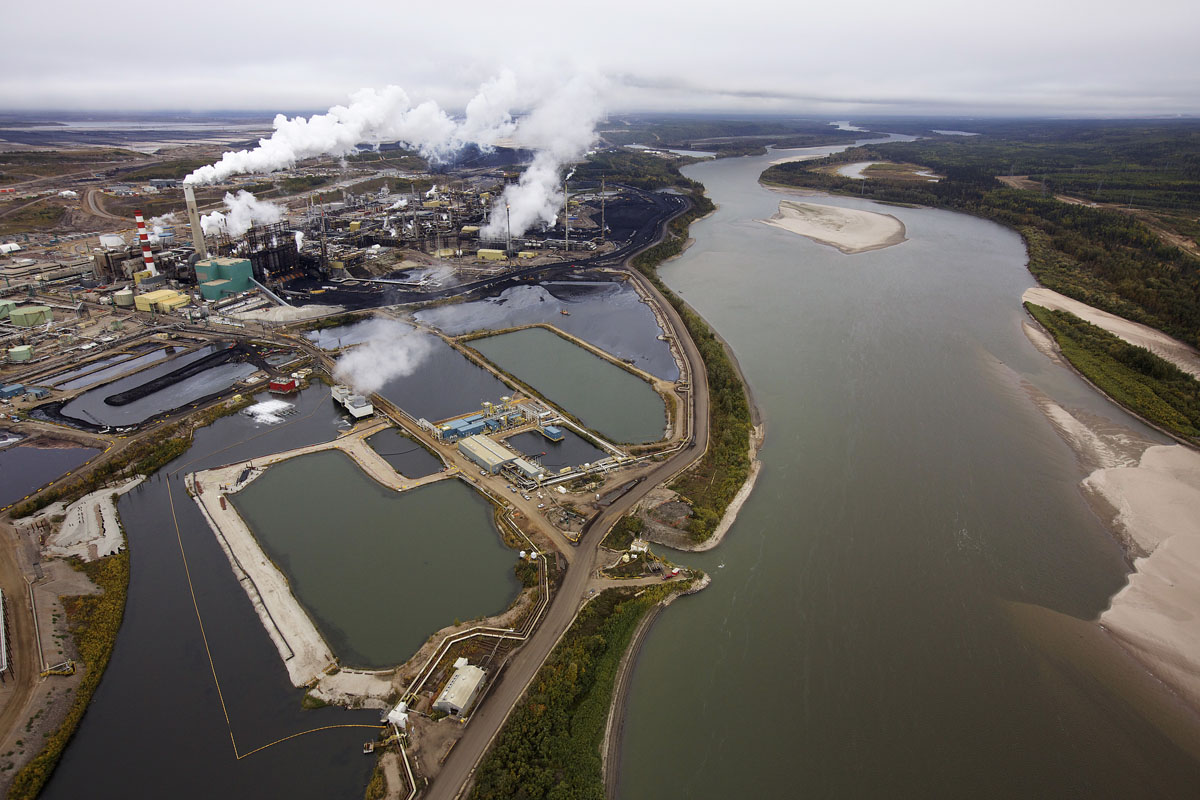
761,199,906,254
1023,287,1200,379
1089,445,1200,708
1021,363,1200,711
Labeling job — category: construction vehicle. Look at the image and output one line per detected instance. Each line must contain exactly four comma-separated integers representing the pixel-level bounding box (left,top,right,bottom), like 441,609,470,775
40,660,76,677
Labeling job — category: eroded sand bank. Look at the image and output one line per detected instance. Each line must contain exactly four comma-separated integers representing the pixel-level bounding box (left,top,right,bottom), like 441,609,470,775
1089,445,1200,708
760,199,906,254
1023,380,1200,710
1023,287,1200,379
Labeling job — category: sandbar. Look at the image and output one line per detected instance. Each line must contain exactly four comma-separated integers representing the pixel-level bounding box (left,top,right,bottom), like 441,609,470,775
1087,444,1200,708
761,200,906,254
1023,287,1200,379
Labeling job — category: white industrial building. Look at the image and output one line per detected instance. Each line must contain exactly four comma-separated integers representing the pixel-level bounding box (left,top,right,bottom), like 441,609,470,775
434,659,486,717
457,434,518,474
511,457,546,482
331,384,374,419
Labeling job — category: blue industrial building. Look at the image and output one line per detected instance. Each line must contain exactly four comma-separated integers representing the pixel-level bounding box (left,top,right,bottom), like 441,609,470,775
0,384,24,399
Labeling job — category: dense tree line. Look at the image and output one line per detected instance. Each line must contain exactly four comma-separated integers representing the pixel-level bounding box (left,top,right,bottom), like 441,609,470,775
1025,304,1200,442
471,586,673,800
628,186,753,541
575,150,700,190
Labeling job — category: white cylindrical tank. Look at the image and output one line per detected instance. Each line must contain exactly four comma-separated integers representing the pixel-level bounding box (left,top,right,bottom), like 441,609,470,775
114,289,135,308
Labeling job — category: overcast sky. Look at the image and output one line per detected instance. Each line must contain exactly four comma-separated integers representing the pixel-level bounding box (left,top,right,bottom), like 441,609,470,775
3,0,1197,116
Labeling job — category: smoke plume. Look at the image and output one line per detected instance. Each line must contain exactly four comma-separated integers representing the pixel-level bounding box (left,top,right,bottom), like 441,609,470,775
148,212,177,242
333,320,434,395
185,71,606,239
201,190,285,237
480,77,603,239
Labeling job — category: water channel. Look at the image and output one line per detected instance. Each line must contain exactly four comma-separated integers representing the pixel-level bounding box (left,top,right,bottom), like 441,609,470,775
469,327,666,444
234,453,518,668
615,145,1200,796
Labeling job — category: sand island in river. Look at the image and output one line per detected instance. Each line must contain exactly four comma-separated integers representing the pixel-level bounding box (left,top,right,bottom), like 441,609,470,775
761,199,907,254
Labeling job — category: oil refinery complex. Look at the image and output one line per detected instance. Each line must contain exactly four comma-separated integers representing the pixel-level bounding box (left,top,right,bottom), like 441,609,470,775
0,131,705,800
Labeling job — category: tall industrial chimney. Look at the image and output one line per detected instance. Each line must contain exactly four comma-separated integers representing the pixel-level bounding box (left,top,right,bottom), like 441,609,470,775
134,210,158,275
184,186,208,259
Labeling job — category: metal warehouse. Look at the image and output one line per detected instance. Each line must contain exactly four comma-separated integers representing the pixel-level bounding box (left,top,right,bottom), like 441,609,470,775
433,661,486,717
457,434,518,474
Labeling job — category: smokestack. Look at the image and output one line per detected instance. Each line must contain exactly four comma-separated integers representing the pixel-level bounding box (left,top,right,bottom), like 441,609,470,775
134,210,158,275
184,186,208,259
563,178,569,252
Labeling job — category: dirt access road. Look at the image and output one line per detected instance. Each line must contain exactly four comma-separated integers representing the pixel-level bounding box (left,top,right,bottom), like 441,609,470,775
996,175,1200,258
425,263,712,800
0,520,42,759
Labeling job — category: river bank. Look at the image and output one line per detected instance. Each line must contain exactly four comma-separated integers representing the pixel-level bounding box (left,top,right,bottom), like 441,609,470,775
1024,288,1200,379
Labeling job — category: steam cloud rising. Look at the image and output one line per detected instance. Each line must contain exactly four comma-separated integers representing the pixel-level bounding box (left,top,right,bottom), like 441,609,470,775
332,320,434,395
185,71,605,239
200,190,285,237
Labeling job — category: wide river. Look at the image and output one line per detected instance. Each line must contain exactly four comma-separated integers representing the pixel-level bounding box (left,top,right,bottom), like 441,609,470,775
616,145,1200,797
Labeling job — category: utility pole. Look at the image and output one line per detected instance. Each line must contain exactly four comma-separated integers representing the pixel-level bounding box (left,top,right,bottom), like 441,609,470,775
600,178,606,245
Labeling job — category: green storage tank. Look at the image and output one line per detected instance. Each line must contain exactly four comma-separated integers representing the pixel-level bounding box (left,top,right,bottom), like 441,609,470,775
9,306,52,327
201,279,232,301
195,257,252,296
0,299,16,320
7,344,33,362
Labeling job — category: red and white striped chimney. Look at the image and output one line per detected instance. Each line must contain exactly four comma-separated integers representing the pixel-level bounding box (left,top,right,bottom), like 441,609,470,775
134,210,158,275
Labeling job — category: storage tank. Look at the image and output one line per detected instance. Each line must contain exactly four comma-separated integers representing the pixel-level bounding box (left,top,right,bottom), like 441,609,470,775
7,345,33,362
114,289,135,308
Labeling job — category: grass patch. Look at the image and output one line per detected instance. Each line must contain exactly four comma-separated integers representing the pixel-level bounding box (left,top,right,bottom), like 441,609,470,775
0,201,67,235
600,514,642,551
8,553,128,800
1025,303,1200,442
121,158,214,180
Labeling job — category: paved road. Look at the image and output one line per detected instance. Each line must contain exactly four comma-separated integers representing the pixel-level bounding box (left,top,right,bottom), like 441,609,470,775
425,204,711,800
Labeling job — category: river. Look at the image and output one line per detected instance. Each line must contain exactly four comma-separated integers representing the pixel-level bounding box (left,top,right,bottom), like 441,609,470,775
615,146,1200,796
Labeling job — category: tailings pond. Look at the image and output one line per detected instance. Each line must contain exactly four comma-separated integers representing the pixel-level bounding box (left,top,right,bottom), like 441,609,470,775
415,280,680,380
318,320,512,421
49,348,170,390
616,141,1200,797
501,428,605,471
469,327,665,444
41,384,380,799
234,453,517,668
57,344,255,427
0,437,99,507
366,428,444,478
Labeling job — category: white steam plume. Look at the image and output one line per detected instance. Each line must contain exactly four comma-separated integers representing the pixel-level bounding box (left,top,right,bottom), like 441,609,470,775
185,71,606,240
479,75,603,239
184,72,521,186
333,320,434,395
148,212,177,242
201,190,285,237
